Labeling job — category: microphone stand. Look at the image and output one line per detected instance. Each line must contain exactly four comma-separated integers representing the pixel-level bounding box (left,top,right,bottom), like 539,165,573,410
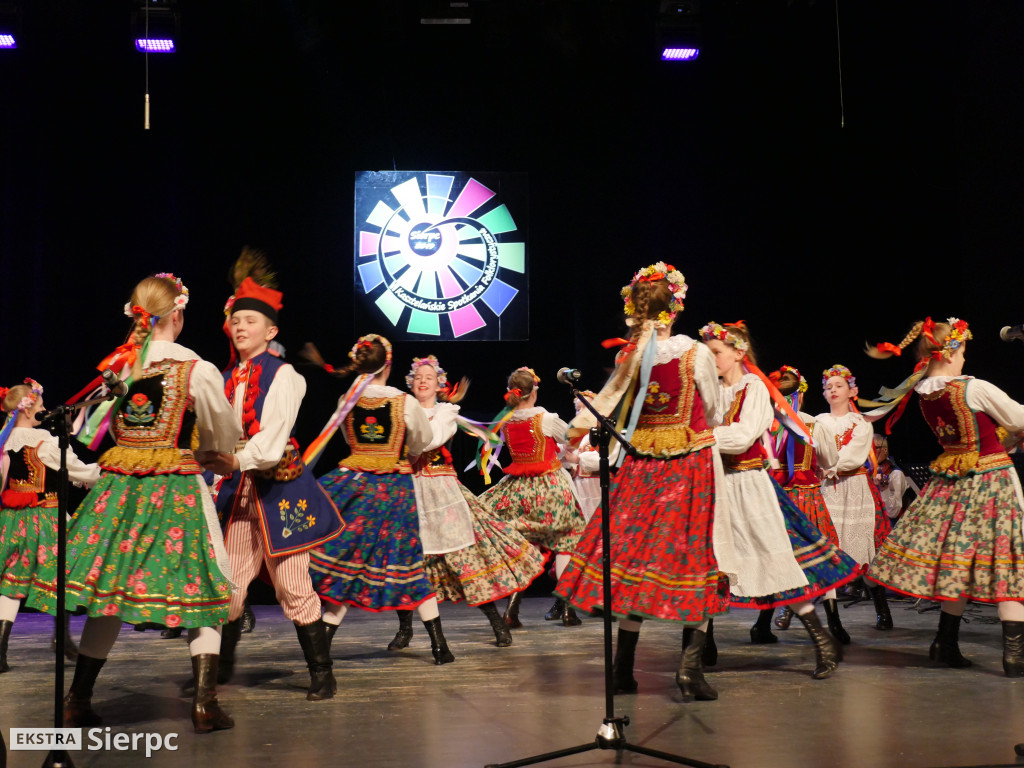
485,378,728,768
36,391,118,768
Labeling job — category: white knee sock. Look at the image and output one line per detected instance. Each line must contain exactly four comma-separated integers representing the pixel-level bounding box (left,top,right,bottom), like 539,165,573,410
554,553,571,579
696,619,710,632
998,601,1024,622
619,618,643,633
792,601,815,616
78,616,123,659
187,626,222,656
322,602,348,626
0,595,19,623
417,597,440,622
824,589,837,600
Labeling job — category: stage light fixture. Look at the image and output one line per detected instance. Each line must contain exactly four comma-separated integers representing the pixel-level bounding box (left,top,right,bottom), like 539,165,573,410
0,0,22,50
657,0,702,62
132,0,179,53
419,0,473,25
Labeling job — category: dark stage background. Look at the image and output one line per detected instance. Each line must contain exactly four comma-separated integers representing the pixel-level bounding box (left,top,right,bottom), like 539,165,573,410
2,0,1023,479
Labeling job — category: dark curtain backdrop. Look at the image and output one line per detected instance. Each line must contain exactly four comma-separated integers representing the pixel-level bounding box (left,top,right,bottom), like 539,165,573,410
2,0,1022,478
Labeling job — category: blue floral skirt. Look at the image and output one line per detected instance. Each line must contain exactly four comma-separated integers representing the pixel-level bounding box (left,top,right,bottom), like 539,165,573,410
309,470,434,611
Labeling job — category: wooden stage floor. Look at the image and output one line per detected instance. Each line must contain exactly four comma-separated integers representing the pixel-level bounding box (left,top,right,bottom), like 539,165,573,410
2,597,1023,768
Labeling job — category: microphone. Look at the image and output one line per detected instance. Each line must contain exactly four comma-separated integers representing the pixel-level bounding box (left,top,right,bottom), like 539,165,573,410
1000,325,1024,343
101,368,129,398
557,367,582,385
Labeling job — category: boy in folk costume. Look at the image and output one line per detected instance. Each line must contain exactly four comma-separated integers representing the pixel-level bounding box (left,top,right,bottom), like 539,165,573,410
203,275,345,701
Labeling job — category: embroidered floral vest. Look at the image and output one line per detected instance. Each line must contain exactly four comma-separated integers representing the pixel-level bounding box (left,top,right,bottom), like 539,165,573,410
632,345,715,459
918,378,1012,478
770,421,819,488
503,414,561,476
340,395,412,474
2,444,58,508
100,359,201,475
414,446,456,478
721,383,767,472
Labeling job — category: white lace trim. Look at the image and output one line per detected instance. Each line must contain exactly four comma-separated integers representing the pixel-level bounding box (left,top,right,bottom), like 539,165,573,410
915,375,973,395
363,384,405,398
720,372,760,404
652,334,696,365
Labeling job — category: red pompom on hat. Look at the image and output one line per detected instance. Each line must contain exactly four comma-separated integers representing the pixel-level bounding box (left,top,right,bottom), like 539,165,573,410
231,277,283,323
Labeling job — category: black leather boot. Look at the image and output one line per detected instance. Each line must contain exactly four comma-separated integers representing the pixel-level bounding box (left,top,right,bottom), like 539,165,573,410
295,620,337,701
479,602,512,647
160,627,183,639
750,608,778,644
929,610,972,668
388,609,414,650
677,628,717,701
871,585,894,630
51,614,80,661
823,599,851,645
191,654,234,733
560,602,582,627
63,654,107,726
702,617,717,667
544,598,564,621
423,617,455,664
774,606,793,630
503,591,523,629
218,618,243,684
1002,620,1024,677
797,609,840,679
240,601,256,634
612,627,640,694
0,619,12,673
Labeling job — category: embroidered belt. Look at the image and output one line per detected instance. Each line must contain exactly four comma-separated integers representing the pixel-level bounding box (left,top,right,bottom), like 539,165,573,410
930,449,1013,478
255,443,305,482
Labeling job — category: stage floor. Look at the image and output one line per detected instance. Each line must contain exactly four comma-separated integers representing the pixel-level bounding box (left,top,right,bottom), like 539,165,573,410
1,597,1023,768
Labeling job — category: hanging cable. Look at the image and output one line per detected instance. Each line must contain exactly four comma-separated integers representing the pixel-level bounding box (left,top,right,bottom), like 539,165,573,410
144,1,150,130
834,0,845,128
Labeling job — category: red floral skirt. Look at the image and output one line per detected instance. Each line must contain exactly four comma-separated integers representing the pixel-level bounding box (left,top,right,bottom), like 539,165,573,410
555,448,729,624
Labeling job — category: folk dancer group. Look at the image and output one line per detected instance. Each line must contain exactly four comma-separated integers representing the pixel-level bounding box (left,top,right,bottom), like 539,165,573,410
3,261,1024,736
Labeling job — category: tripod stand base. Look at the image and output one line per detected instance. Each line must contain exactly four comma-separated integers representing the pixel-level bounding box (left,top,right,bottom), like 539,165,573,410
42,750,76,767
484,716,729,768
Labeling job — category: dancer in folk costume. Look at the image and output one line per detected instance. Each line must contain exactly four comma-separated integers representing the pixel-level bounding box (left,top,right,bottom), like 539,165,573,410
816,364,894,634
386,356,545,651
872,433,914,524
546,390,615,622
205,267,345,701
765,367,846,641
699,321,861,680
0,380,99,672
308,335,458,665
479,367,587,628
556,263,734,701
29,274,241,733
864,318,1024,674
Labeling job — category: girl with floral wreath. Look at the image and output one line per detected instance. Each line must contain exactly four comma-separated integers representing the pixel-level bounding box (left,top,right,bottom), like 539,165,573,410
384,355,546,651
556,262,734,701
28,273,243,733
0,379,99,672
479,367,587,629
816,363,894,637
306,335,458,665
863,318,1024,674
699,321,861,681
763,367,848,640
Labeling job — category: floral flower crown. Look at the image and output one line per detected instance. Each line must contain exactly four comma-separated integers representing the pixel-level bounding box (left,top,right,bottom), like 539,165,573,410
621,262,688,327
698,321,750,354
822,364,856,388
774,365,807,394
405,355,448,390
513,366,540,386
923,316,972,360
350,334,393,368
0,378,43,413
123,273,190,323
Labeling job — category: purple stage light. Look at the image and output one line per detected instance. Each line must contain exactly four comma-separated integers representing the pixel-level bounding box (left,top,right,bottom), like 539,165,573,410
135,38,175,53
0,34,16,49
661,47,699,61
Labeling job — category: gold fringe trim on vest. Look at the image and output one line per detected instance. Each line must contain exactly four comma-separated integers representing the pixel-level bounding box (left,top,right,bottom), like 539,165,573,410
631,425,715,458
929,450,1012,479
339,455,412,474
100,446,202,475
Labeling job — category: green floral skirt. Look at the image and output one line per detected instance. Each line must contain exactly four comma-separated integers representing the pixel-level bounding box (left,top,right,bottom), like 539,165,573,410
27,472,231,628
